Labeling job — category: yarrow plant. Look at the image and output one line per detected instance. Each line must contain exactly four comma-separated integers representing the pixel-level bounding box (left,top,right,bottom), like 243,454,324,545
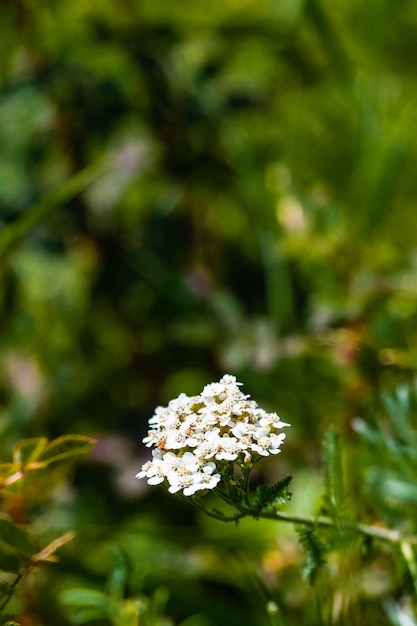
137,376,417,550
137,375,290,519
135,380,417,625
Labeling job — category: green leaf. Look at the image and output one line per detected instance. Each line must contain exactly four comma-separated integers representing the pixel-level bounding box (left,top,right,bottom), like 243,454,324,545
60,588,114,624
297,526,327,585
322,427,359,547
254,475,292,511
60,588,109,608
352,418,382,446
0,548,23,573
37,435,96,466
64,607,107,625
12,438,48,467
383,600,416,626
0,516,38,558
322,427,345,515
381,477,417,504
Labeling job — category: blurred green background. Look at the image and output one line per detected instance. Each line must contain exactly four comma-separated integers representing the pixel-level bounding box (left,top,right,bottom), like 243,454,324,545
1,0,417,624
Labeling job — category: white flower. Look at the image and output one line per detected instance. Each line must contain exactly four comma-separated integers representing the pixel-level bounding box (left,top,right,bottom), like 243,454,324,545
136,374,289,496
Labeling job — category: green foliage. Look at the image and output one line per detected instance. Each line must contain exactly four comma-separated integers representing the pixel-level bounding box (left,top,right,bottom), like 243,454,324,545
297,527,327,585
34,435,97,466
254,475,292,513
354,385,417,540
60,557,205,626
0,435,93,619
0,552,21,575
2,0,417,623
62,587,173,626
12,438,48,467
0,517,38,559
321,427,355,542
0,435,96,493
385,600,417,626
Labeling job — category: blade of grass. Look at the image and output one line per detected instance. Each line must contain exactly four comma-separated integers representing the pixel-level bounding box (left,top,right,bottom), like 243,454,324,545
0,158,108,262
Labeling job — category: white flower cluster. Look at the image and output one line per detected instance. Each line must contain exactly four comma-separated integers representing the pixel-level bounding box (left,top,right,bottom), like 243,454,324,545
136,374,289,496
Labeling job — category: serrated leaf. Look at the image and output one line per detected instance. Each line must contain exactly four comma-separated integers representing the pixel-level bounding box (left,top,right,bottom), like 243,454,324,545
12,438,48,467
255,475,292,511
37,435,96,466
322,428,358,547
323,427,344,513
0,516,38,558
297,526,327,584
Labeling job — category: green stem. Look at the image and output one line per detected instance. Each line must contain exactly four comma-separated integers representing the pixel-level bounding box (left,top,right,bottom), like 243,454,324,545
238,505,415,544
204,508,245,523
242,467,251,506
191,496,244,523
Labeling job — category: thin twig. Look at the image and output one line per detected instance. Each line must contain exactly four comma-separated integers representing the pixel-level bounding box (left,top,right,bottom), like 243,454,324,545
0,568,26,614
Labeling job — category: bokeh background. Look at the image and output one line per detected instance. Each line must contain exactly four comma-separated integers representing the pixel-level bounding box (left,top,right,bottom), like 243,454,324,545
1,0,417,624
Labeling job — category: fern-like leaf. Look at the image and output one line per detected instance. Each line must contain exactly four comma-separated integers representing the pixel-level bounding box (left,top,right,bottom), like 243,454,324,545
297,526,327,585
322,427,360,550
254,475,292,512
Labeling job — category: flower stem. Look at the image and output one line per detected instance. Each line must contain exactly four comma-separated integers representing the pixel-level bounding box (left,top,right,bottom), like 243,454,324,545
242,467,251,506
190,495,244,523
238,505,416,544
